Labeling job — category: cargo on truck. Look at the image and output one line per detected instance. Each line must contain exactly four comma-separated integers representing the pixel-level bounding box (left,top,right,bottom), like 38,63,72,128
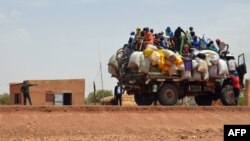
108,27,247,106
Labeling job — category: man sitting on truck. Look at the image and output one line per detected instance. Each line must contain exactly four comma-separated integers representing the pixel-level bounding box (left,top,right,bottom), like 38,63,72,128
215,39,229,58
144,27,154,46
206,40,218,52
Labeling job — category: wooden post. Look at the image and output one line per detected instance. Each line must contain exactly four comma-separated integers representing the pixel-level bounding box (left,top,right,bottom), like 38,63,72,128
246,79,250,106
93,81,96,105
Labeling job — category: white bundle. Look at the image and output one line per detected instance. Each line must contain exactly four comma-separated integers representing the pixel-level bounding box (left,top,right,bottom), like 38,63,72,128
181,70,192,80
210,55,220,65
148,51,161,65
162,49,175,59
108,65,119,78
108,54,119,77
192,59,199,70
209,65,218,78
199,50,219,57
127,51,143,68
168,64,177,76
139,55,151,74
146,44,158,51
218,59,229,75
108,54,118,69
116,49,124,64
195,57,209,80
196,58,208,73
192,71,201,81
177,63,185,71
199,50,219,65
205,57,212,67
203,70,209,80
227,59,238,72
209,64,226,79
165,59,172,66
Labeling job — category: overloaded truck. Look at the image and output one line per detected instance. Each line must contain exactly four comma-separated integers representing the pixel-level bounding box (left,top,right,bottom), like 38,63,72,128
108,40,246,106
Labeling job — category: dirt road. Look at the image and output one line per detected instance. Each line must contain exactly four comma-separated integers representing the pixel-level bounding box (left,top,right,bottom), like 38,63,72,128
0,106,250,141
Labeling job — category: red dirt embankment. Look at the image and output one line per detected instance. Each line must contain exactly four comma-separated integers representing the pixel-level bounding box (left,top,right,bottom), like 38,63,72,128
0,106,250,141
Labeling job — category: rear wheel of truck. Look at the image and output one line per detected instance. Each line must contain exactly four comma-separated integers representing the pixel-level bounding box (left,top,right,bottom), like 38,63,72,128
134,93,154,106
158,84,179,105
220,85,236,106
195,95,212,106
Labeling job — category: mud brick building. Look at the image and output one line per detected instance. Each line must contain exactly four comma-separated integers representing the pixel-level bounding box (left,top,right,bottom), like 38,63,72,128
9,79,85,105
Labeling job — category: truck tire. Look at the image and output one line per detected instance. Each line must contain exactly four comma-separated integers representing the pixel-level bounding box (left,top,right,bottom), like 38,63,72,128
134,93,153,106
220,85,236,106
195,95,212,106
158,84,179,105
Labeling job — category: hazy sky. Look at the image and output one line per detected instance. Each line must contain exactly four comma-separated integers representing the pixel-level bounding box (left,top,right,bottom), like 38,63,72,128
1,0,250,96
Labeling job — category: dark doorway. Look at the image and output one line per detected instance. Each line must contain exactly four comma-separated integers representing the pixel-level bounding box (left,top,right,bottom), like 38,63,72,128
14,93,21,104
63,93,72,105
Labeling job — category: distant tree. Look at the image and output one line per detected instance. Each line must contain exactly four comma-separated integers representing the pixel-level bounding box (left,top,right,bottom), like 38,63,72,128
0,93,10,105
86,90,112,104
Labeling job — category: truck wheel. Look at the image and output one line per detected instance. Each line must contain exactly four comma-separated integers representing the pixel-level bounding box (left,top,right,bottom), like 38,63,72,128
134,93,153,106
195,95,212,106
158,84,179,105
220,85,236,106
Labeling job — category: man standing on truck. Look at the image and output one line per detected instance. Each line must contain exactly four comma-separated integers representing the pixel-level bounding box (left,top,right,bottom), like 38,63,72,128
114,82,123,105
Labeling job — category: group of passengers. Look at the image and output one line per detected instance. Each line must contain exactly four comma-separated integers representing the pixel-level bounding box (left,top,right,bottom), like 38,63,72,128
128,26,229,58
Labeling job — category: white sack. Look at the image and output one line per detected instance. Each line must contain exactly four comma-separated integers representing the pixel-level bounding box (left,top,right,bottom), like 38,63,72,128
218,59,229,75
192,71,201,81
148,51,161,65
127,51,143,68
168,64,177,76
181,70,192,80
139,54,151,74
192,59,199,70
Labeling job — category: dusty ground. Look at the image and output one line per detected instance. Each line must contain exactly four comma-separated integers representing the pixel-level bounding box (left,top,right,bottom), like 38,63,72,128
0,106,250,141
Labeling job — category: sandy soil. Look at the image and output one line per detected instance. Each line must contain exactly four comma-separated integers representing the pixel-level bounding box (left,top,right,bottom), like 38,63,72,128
0,106,250,141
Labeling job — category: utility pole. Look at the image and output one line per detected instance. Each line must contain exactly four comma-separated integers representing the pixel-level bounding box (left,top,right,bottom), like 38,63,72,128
93,81,96,105
99,45,105,105
100,61,104,91
99,46,104,91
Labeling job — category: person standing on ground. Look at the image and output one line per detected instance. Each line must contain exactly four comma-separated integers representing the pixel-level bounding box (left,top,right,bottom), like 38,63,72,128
231,71,240,105
114,82,123,105
21,80,37,105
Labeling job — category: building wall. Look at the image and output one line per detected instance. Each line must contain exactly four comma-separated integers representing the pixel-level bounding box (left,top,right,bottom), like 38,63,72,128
9,79,85,105
9,83,22,105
